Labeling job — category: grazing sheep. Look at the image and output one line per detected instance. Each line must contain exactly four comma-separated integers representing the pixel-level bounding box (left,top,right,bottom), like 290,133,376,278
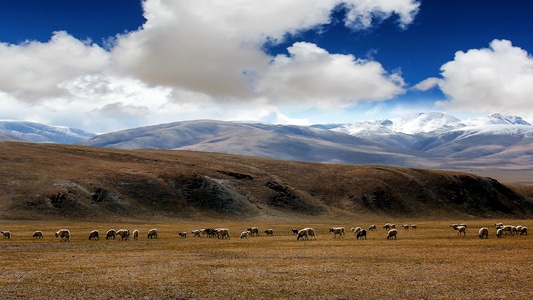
520,227,528,236
297,228,316,240
329,227,345,238
132,230,139,240
297,229,308,240
1,231,11,239
55,229,70,242
106,229,116,240
402,224,409,230
116,229,130,241
178,232,187,238
500,225,513,236
304,228,316,240
454,225,467,236
368,224,377,231
356,229,367,240
383,223,391,231
88,230,100,240
291,228,299,235
478,227,489,239
215,228,230,239
494,223,503,227
204,228,217,238
147,228,158,239
32,231,43,239
264,229,274,236
240,231,249,239
191,230,201,238
410,224,418,230
496,228,503,238
386,229,398,240
351,227,362,234
247,227,259,236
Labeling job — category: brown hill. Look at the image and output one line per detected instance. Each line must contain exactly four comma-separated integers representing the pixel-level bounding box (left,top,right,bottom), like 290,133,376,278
1,141,532,221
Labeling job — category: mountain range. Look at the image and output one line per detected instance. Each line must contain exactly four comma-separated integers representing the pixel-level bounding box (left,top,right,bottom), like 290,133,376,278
2,113,532,180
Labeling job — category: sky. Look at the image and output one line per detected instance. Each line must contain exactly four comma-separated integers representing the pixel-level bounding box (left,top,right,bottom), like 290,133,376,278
0,0,532,133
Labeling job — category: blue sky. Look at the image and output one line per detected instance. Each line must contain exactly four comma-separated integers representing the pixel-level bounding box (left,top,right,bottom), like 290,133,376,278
0,0,532,133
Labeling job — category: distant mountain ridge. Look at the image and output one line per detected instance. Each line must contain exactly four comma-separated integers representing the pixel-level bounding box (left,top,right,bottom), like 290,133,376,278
1,113,533,174
0,120,96,144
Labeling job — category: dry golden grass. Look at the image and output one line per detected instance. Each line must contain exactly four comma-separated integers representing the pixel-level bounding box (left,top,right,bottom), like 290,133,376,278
0,219,532,299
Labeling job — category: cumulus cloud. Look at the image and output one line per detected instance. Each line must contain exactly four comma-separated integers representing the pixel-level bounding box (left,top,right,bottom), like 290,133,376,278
0,0,421,132
257,42,405,108
435,39,533,116
0,31,109,101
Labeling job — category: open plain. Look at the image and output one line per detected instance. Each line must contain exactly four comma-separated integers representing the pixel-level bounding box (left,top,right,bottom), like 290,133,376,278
0,220,532,299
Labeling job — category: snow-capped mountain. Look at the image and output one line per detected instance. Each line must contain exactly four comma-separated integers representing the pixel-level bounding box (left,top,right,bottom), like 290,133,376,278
2,113,532,173
0,121,96,144
324,112,533,136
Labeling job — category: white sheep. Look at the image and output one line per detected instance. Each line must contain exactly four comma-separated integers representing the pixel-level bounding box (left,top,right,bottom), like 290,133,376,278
297,228,316,240
132,230,139,240
478,227,489,239
32,231,43,239
178,232,187,238
454,225,467,236
496,228,503,238
240,231,249,239
410,224,418,230
264,229,274,236
520,226,527,235
368,224,377,231
329,227,345,238
106,229,116,240
191,230,201,237
55,229,70,242
215,228,230,239
351,227,362,234
1,231,11,239
247,227,259,236
296,229,308,240
147,228,158,239
88,230,99,240
116,229,130,241
402,224,409,230
386,229,398,240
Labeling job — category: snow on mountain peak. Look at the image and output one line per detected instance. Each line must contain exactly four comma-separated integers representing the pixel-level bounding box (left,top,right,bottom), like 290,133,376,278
327,112,533,137
390,112,460,134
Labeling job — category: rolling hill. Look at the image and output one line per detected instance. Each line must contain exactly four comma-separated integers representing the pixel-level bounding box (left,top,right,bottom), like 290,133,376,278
1,142,532,221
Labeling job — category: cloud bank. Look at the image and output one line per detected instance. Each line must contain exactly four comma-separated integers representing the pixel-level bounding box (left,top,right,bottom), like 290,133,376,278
0,0,420,132
6,1,533,131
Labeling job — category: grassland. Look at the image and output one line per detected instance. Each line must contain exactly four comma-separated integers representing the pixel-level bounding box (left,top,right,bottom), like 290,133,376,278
0,219,532,299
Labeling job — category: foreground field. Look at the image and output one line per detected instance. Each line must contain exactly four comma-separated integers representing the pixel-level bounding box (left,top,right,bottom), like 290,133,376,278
0,220,532,299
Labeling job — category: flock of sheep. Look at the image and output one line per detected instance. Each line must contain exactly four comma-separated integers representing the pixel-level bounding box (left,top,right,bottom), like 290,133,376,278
0,222,528,242
0,228,158,242
450,223,528,238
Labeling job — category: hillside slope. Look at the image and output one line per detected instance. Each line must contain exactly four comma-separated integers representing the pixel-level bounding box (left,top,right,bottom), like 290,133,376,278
1,142,532,221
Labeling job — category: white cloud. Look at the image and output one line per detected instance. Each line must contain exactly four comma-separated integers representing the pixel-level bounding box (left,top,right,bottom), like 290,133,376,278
413,77,440,91
257,42,405,108
343,0,420,30
0,0,420,132
0,31,109,101
435,39,533,116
